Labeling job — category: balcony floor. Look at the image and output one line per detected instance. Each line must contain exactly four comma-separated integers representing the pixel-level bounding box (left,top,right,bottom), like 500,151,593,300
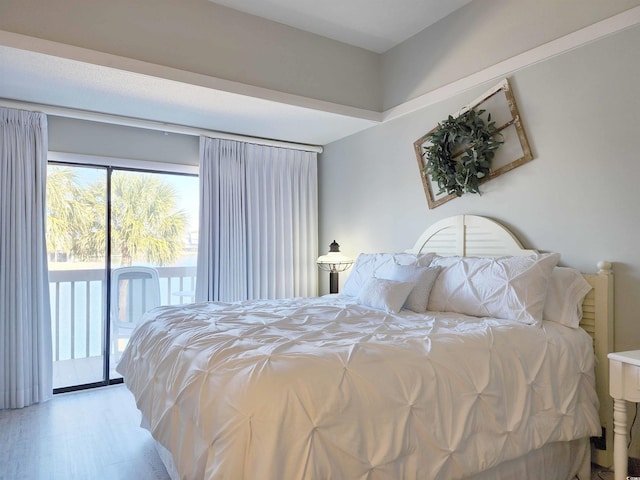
53,355,122,389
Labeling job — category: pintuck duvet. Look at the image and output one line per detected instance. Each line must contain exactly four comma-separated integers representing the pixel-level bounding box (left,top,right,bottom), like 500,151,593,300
117,295,600,480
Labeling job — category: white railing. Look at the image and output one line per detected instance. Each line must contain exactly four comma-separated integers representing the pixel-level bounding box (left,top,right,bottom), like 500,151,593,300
48,266,196,362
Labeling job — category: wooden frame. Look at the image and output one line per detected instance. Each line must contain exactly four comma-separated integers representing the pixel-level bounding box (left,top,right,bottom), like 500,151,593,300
414,79,533,209
407,214,614,469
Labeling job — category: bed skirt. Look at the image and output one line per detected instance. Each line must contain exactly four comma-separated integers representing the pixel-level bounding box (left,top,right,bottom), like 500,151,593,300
143,410,590,480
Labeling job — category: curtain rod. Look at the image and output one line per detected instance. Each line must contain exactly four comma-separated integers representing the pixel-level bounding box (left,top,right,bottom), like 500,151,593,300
0,98,324,153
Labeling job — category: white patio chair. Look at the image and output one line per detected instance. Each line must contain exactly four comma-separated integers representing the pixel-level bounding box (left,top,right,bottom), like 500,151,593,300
111,266,161,355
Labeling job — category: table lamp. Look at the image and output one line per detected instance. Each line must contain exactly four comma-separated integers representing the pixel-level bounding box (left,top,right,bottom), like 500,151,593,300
316,240,353,294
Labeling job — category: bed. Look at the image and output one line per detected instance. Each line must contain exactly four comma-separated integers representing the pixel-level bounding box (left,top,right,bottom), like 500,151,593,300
117,215,614,479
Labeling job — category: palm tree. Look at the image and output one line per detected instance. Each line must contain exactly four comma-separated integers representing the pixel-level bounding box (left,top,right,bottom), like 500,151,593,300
110,172,187,267
46,166,91,262
46,169,188,267
70,178,107,263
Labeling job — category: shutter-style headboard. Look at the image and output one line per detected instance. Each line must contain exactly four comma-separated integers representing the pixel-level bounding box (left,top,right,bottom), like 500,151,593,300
408,214,536,257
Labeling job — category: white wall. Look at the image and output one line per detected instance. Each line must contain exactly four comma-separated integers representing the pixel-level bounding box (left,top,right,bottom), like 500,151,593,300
48,116,199,166
320,25,640,354
0,0,380,111
381,0,640,109
7,0,636,116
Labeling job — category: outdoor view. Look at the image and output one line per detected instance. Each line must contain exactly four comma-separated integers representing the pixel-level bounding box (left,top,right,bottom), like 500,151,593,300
46,164,199,389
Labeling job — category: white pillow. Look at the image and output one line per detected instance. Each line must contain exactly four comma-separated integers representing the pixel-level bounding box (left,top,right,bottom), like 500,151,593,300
543,267,592,328
427,253,561,325
342,252,435,297
385,264,442,312
357,277,416,313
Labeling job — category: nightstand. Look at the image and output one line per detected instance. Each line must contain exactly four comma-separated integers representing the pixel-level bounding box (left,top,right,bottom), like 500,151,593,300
608,350,640,480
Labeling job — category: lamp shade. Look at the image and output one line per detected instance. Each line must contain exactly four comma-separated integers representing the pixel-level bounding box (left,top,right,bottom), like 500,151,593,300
316,240,353,272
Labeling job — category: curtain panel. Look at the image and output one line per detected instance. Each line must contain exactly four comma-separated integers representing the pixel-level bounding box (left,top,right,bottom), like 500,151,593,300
0,107,52,409
196,137,318,302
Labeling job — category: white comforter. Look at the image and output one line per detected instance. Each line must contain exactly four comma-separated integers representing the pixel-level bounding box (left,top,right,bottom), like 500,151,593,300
117,295,600,480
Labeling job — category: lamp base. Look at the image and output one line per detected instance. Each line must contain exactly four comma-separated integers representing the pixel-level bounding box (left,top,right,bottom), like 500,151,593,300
329,271,339,294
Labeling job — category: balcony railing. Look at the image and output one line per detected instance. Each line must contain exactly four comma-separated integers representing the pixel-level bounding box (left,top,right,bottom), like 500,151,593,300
49,266,196,362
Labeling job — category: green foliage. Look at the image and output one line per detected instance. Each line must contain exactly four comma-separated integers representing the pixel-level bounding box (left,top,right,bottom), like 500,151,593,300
422,108,503,197
110,173,187,266
46,168,188,266
46,167,85,259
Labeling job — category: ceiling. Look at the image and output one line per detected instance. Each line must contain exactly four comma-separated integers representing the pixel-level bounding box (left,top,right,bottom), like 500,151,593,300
0,0,472,147
208,0,473,53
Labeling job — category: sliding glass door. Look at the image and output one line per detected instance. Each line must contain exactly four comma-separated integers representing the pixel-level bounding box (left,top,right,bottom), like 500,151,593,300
46,163,198,391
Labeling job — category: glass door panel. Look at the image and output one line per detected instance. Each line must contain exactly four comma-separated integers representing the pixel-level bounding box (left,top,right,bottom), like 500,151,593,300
108,170,198,379
47,164,107,390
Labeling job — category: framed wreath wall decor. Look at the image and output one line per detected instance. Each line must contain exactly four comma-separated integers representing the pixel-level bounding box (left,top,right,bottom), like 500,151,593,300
414,78,533,209
423,108,503,198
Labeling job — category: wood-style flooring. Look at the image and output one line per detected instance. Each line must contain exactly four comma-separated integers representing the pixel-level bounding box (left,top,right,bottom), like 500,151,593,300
0,384,618,479
0,385,170,480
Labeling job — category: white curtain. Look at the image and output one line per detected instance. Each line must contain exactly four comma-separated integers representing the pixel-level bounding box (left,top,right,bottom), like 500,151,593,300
0,108,52,409
196,137,318,302
196,138,248,301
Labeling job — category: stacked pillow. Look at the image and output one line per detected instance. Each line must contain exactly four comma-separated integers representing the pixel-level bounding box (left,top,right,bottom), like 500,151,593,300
543,267,593,328
342,252,435,297
343,253,439,313
427,253,560,325
342,251,592,327
356,278,418,314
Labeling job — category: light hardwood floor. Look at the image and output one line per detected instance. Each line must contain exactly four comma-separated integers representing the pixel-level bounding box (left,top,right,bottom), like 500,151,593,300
0,385,170,480
0,384,618,480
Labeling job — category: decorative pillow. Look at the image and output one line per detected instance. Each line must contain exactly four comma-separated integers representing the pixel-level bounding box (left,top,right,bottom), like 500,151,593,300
385,264,442,312
427,253,561,325
342,252,435,297
357,277,416,314
543,267,592,328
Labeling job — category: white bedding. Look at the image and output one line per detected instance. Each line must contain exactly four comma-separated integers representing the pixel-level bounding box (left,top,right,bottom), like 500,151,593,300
117,295,600,480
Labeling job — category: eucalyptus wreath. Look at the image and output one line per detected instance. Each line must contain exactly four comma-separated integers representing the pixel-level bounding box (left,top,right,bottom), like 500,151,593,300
422,108,503,197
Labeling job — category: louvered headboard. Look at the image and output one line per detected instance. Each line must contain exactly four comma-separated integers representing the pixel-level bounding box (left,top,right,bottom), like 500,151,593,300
407,214,614,467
